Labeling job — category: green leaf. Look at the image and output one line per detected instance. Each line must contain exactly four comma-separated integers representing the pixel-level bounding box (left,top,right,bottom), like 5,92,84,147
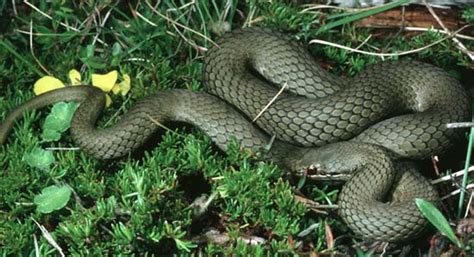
356,248,373,257
415,198,463,248
297,174,306,190
112,42,122,56
41,129,61,142
23,147,55,170
41,102,77,142
86,44,95,58
175,238,197,252
34,185,72,213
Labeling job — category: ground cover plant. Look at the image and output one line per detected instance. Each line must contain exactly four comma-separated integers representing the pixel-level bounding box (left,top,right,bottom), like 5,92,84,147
0,1,473,255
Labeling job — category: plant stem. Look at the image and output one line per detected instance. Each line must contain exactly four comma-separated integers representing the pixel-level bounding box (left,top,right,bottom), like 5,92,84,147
458,103,474,219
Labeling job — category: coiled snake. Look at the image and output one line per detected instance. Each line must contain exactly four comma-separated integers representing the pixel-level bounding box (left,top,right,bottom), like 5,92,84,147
0,28,470,242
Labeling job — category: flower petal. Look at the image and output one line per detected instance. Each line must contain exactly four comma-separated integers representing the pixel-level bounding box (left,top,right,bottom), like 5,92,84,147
92,70,118,92
112,74,131,96
105,94,112,108
68,69,82,85
33,76,65,95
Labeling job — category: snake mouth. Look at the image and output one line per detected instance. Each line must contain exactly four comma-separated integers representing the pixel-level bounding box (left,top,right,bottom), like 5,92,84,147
297,164,351,181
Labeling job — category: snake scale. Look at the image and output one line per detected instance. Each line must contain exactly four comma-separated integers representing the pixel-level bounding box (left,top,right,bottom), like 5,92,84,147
0,27,470,242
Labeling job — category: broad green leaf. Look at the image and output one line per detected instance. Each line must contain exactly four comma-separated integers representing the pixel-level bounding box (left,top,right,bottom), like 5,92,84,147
415,198,463,248
46,102,78,132
34,185,71,213
41,102,77,142
23,147,55,170
41,129,61,142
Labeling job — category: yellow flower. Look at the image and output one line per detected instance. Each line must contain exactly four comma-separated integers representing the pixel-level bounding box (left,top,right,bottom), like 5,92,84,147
112,74,131,96
68,69,82,85
33,76,65,95
33,69,131,108
91,70,118,92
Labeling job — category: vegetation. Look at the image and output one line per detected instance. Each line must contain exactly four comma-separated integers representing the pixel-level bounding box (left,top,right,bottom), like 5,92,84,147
0,1,472,255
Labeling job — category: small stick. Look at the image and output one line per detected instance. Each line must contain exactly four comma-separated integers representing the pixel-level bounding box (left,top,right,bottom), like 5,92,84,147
309,25,469,58
252,82,288,123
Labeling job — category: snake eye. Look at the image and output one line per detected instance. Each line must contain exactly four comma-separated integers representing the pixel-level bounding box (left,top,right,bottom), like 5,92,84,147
304,163,324,175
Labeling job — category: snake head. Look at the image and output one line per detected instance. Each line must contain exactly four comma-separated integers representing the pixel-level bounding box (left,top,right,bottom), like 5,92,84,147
292,143,360,182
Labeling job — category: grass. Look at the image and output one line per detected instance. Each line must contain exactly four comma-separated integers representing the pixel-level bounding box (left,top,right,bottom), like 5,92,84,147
0,1,473,255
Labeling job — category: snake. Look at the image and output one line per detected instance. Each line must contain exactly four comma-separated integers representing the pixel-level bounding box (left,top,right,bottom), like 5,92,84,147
0,27,470,242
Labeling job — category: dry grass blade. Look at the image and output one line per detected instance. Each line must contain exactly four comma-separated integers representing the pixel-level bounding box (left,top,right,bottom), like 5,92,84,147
252,82,288,123
144,0,218,48
422,0,474,61
324,222,334,252
403,26,474,41
310,25,470,58
29,20,50,75
32,218,65,257
441,184,474,201
146,114,186,139
431,166,474,185
23,0,106,46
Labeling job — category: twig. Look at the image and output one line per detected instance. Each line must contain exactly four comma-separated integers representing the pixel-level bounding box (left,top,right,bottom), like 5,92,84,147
23,0,106,46
464,192,473,218
32,218,65,257
145,114,186,139
29,20,50,75
243,4,259,27
91,5,113,47
172,23,207,52
15,30,78,37
441,184,474,201
24,1,79,32
354,34,373,50
300,3,394,13
446,122,474,129
422,0,474,61
33,234,39,257
45,147,80,151
252,82,288,123
309,25,470,58
402,26,474,41
136,11,159,27
11,0,17,15
103,94,132,127
144,0,218,48
431,166,474,185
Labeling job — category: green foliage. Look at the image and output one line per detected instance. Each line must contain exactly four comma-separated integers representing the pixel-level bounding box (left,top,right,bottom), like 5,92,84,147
23,147,55,170
0,0,472,255
41,102,78,142
462,6,474,24
34,185,72,213
416,198,463,248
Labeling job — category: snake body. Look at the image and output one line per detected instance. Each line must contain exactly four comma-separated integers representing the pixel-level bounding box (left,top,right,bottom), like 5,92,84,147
0,27,470,242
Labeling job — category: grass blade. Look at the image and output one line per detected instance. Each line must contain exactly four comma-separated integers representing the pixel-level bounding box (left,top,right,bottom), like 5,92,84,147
0,39,44,76
458,103,474,219
415,198,463,248
316,0,410,34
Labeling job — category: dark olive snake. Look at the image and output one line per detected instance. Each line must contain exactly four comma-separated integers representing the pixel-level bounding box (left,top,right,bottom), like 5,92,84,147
0,27,470,242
